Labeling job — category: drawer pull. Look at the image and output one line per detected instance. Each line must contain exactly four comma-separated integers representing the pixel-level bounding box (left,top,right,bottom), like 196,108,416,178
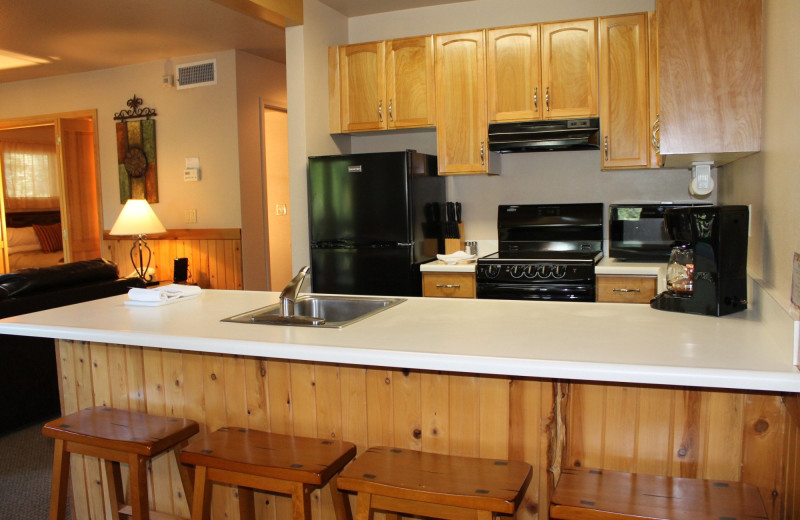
436,284,461,289
612,288,641,293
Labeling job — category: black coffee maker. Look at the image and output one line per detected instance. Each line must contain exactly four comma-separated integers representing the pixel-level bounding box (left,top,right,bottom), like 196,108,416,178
650,205,749,316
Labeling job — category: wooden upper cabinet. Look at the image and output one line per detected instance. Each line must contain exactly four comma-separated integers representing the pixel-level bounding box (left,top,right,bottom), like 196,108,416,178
599,13,650,169
339,41,386,132
386,36,436,129
331,36,436,133
435,30,491,175
541,19,598,119
487,25,541,122
657,0,761,165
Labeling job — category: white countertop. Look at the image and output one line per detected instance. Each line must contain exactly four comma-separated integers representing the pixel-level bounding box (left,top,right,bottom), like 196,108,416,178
1,287,798,392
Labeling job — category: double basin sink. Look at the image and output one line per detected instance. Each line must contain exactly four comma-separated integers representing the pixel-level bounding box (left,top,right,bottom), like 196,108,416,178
223,294,406,328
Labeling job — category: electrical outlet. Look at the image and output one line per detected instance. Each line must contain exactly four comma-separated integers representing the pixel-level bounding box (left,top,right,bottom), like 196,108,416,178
184,209,197,223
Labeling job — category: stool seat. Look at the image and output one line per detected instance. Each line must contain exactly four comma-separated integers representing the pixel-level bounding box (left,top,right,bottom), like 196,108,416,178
337,446,533,520
43,406,199,520
180,427,357,520
550,467,768,520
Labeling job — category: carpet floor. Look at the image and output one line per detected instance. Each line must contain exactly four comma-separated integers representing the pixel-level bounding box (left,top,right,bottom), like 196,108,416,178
0,418,71,520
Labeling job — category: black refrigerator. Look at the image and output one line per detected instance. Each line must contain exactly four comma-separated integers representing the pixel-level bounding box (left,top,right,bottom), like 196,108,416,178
307,150,445,296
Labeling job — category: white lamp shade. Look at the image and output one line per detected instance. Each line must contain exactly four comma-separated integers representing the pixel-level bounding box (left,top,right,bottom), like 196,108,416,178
109,199,166,236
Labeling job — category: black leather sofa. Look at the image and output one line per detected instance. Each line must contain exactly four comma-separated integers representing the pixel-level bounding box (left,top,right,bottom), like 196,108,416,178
0,259,144,434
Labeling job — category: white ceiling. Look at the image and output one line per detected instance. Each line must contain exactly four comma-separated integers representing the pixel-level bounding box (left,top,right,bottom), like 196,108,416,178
0,0,471,85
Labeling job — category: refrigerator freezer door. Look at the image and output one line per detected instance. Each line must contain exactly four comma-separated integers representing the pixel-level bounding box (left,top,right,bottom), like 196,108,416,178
308,152,412,244
311,246,421,297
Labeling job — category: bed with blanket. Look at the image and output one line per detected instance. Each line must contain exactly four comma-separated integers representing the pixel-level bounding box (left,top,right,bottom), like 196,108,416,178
5,211,64,271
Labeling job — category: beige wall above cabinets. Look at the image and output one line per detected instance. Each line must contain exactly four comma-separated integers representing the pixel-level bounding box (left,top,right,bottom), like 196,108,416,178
598,13,654,169
329,36,436,133
656,0,762,167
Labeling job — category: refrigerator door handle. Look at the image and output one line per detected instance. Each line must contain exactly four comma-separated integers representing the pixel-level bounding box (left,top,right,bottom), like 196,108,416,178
397,242,414,247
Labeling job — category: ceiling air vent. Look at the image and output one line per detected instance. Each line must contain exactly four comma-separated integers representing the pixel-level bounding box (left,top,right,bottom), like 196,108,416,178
176,59,217,90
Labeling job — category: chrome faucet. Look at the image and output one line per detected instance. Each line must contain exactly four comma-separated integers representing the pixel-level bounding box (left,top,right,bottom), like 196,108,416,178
279,266,310,317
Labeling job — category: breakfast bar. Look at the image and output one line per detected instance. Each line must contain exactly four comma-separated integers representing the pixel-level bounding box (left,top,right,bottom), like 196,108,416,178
1,286,799,519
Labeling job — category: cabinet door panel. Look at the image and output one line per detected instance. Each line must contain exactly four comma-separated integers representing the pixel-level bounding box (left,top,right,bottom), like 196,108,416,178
487,25,541,122
340,42,386,132
387,36,435,129
599,13,650,169
435,31,488,175
542,19,598,119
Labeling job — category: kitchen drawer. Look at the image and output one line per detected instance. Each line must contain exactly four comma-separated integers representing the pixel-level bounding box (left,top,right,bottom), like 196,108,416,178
596,275,657,304
422,272,476,298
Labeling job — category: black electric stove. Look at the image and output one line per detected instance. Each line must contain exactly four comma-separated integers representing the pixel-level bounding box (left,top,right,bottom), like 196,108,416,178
476,203,604,302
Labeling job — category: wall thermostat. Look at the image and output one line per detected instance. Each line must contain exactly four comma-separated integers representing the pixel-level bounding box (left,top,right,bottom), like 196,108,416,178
184,168,200,181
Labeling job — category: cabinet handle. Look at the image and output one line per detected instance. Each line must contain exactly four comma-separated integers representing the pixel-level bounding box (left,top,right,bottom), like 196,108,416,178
612,288,641,293
480,141,485,166
604,136,609,161
545,86,550,111
388,99,393,122
435,284,461,289
378,99,383,122
533,87,538,112
651,114,661,153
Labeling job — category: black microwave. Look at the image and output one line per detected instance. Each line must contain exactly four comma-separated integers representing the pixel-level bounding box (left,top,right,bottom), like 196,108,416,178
608,203,710,261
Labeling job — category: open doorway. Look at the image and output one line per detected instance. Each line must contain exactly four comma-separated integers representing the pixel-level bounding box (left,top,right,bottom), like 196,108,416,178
0,111,102,273
263,106,292,290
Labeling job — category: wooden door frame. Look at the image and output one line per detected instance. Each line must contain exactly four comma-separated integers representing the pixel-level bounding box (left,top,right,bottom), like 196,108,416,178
0,110,103,264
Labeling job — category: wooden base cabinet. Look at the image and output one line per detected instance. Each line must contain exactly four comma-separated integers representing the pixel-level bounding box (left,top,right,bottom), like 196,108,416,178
596,274,657,303
422,272,476,298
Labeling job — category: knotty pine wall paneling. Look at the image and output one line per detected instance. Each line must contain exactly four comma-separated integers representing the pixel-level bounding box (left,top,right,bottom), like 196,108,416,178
56,341,557,520
103,229,242,290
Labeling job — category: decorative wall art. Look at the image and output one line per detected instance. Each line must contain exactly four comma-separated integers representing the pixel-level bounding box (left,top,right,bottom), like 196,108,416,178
114,94,158,203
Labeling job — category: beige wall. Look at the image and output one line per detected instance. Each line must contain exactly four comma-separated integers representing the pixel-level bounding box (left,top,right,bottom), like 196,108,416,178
719,0,800,311
287,0,718,268
0,50,285,234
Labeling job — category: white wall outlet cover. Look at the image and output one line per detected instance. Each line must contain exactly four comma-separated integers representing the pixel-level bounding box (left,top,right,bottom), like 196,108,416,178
689,161,714,196
184,168,200,181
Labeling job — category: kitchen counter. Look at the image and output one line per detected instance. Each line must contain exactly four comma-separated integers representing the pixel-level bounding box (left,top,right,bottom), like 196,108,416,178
0,283,797,392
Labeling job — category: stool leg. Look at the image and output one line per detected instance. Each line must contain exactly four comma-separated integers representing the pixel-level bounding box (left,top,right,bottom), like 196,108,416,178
48,439,70,520
354,492,373,520
237,486,256,520
103,460,124,520
127,453,150,520
328,476,352,520
291,482,312,520
191,465,212,520
173,446,195,515
476,511,495,520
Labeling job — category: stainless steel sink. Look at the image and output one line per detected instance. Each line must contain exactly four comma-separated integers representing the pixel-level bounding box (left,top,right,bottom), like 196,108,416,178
222,295,406,328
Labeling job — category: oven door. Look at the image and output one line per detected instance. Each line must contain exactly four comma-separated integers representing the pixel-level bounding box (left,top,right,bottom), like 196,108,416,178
476,282,596,302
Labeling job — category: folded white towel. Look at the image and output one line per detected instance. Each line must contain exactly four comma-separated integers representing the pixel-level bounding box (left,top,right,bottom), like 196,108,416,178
127,284,203,302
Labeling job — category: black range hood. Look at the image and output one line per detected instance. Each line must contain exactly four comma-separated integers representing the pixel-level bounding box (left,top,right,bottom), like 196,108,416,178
488,118,600,153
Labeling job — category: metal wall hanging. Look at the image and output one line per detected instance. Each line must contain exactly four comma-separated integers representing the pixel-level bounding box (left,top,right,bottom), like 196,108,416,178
114,94,158,203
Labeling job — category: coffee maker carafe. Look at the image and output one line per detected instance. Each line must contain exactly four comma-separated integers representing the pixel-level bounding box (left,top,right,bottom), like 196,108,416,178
650,205,749,316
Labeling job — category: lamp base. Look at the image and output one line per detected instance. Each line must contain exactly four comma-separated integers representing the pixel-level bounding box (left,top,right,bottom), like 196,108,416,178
130,235,154,284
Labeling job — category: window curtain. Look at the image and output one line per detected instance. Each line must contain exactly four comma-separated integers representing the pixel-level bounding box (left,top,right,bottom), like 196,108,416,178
0,140,60,211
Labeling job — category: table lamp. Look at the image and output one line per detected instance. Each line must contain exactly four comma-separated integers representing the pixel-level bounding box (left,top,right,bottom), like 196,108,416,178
109,199,166,283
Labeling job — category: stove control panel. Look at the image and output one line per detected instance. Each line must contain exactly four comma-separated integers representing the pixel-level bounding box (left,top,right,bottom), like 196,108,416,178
476,262,595,283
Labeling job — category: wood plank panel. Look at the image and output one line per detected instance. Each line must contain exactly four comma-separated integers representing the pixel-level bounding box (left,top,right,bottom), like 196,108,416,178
102,229,242,289
56,341,799,520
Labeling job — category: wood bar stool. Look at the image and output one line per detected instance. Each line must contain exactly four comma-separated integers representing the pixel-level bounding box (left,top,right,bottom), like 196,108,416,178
337,446,533,520
180,427,357,520
550,467,769,520
42,406,199,520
